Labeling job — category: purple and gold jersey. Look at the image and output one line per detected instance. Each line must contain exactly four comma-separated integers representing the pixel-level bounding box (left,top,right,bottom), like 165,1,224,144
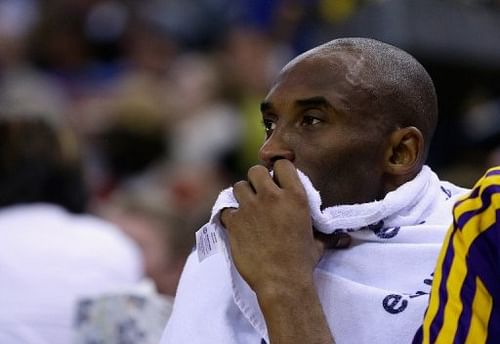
415,167,500,343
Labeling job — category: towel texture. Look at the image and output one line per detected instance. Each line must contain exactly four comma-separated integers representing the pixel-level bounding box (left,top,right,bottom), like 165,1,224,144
161,166,468,344
210,166,442,234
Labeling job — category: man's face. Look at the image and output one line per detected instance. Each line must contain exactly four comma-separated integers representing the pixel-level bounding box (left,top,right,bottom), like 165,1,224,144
258,53,388,207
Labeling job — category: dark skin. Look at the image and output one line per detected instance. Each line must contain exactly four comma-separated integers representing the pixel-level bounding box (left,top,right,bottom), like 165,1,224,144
221,49,425,344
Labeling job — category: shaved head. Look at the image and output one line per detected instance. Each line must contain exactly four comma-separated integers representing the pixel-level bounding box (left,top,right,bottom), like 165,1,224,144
284,37,438,159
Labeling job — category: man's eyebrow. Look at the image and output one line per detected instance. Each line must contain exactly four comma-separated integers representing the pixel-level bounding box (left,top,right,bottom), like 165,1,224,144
260,97,334,113
295,96,333,109
260,101,272,113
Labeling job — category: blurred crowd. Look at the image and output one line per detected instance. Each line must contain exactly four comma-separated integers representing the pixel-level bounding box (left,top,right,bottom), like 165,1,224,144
0,0,362,226
0,0,394,298
0,0,367,342
0,0,499,343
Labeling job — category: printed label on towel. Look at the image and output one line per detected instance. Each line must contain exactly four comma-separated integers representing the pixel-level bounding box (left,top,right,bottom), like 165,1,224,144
196,224,223,262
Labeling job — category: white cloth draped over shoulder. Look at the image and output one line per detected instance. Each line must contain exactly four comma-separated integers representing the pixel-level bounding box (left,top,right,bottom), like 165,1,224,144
161,166,468,344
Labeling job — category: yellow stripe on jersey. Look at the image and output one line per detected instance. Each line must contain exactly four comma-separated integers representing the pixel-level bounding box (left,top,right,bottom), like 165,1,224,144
422,226,454,344
464,277,493,344
436,193,498,342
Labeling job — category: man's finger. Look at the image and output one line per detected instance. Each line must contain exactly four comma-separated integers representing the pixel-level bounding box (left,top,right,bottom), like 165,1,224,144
247,165,279,194
273,159,302,191
220,207,237,228
233,180,256,204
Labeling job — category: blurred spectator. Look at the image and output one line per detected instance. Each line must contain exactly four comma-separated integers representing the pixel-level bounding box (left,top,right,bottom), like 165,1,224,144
318,0,359,23
166,53,242,165
165,161,232,222
29,1,125,99
72,183,193,344
72,158,222,343
462,94,500,171
461,94,500,162
88,99,168,201
139,0,238,50
100,188,195,296
439,92,500,187
0,0,68,125
217,25,290,174
0,116,144,344
0,116,85,212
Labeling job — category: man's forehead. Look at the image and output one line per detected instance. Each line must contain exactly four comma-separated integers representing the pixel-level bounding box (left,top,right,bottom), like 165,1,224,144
264,59,348,103
281,46,363,74
264,51,373,110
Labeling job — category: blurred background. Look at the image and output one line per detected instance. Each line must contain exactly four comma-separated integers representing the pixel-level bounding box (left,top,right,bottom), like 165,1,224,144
1,0,500,342
1,0,500,298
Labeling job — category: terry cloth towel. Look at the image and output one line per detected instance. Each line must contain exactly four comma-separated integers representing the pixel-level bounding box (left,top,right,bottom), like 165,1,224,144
161,166,469,344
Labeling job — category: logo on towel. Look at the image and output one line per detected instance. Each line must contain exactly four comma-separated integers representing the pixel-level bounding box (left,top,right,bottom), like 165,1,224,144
382,273,433,314
369,220,400,239
383,294,408,314
331,220,401,237
440,186,452,200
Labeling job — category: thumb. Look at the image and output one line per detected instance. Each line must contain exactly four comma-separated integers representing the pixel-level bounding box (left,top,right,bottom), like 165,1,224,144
220,207,237,228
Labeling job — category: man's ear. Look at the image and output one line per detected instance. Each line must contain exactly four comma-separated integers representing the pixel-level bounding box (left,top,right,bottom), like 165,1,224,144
383,127,424,176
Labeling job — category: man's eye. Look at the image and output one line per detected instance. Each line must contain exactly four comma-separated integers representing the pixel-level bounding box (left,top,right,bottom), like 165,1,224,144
262,119,276,132
302,116,322,126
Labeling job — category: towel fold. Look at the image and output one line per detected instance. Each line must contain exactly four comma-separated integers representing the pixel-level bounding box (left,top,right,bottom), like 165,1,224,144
209,165,440,234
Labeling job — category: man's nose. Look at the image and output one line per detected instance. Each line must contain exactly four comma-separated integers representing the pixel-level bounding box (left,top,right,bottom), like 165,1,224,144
258,132,295,169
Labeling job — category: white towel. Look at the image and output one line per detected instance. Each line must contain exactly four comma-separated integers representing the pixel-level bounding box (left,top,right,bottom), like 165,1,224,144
209,165,441,234
161,166,468,344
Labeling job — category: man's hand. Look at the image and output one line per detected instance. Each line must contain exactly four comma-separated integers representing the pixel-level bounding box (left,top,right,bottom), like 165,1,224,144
221,159,319,293
220,159,348,344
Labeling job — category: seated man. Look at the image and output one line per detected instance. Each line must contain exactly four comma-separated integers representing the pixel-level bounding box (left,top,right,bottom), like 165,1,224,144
415,166,500,343
161,37,468,343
